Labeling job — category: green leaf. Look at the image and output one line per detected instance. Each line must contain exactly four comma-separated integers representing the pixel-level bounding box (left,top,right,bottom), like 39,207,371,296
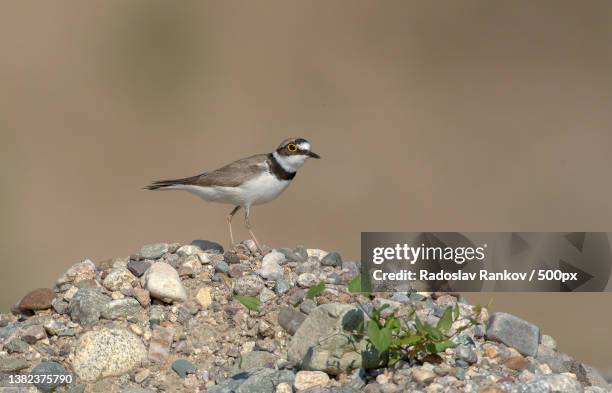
367,320,391,353
453,303,460,321
384,315,401,330
236,295,260,312
426,339,456,353
414,316,427,335
436,307,453,333
398,334,422,346
348,275,362,293
423,324,443,341
306,282,326,299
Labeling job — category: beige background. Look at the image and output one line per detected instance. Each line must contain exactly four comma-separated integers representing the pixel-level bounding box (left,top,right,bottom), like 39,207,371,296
1,0,611,373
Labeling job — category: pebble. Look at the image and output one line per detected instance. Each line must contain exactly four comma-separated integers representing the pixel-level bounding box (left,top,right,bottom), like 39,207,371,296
31,361,71,392
191,239,224,253
297,273,318,288
412,368,436,384
259,287,277,303
234,274,265,296
288,289,306,306
504,356,529,371
56,259,97,285
276,382,293,393
103,267,137,291
171,358,196,379
101,298,141,319
300,299,317,314
258,257,284,280
72,328,146,382
486,312,540,357
18,288,55,310
195,287,213,309
143,262,187,303
321,251,343,267
21,324,47,343
148,325,174,363
455,345,478,364
127,260,151,277
215,261,230,273
139,243,169,259
133,287,151,307
5,338,29,353
294,370,330,391
68,288,111,327
239,351,279,370
229,263,249,278
278,306,307,335
0,357,29,372
276,278,291,295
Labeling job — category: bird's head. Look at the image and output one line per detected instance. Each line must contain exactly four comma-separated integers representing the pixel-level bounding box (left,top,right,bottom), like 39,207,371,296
273,137,320,172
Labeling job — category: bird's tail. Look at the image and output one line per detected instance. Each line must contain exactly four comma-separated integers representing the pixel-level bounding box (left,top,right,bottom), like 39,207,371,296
145,175,200,190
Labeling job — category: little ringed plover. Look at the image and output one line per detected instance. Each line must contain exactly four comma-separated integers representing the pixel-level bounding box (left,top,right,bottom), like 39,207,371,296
146,137,320,253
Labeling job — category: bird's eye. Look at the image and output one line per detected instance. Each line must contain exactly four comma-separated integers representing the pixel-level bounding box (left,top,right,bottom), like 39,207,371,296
287,143,297,152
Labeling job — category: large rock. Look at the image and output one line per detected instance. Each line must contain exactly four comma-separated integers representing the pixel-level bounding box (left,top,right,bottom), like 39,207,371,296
142,262,187,303
68,288,111,327
486,312,540,357
72,328,146,382
57,259,97,285
18,288,55,311
205,368,295,393
287,303,382,375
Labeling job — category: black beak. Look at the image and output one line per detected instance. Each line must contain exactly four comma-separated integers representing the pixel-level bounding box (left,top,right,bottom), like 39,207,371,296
307,151,321,159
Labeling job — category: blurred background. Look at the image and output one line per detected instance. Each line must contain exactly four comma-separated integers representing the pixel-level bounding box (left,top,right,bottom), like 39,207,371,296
1,0,611,373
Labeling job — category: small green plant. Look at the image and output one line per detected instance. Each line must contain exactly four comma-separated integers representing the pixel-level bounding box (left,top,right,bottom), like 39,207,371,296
236,295,260,312
306,281,326,299
363,303,461,364
294,274,476,365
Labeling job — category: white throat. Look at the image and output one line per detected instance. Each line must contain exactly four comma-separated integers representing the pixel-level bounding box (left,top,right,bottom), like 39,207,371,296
272,151,308,173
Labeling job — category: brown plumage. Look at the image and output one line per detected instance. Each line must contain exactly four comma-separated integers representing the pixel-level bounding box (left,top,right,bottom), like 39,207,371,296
145,154,269,190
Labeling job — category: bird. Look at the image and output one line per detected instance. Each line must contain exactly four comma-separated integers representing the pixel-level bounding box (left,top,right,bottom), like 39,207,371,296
146,137,320,253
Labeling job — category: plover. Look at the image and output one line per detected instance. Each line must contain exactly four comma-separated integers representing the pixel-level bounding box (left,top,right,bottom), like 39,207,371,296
146,137,320,253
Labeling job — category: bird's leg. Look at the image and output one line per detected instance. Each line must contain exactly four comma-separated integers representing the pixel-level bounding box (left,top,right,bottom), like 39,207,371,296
244,206,264,254
227,206,241,248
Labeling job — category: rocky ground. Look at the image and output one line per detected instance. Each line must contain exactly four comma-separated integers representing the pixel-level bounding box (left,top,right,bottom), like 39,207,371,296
0,240,610,393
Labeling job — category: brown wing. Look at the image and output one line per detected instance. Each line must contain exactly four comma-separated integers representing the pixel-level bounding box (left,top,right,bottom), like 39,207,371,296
146,154,269,190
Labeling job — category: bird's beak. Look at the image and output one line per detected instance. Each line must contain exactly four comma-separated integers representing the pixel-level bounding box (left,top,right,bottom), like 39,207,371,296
307,151,321,159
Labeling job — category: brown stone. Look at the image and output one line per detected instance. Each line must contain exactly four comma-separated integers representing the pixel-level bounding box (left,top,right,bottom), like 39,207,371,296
504,356,529,371
18,288,55,311
148,325,174,363
133,288,151,307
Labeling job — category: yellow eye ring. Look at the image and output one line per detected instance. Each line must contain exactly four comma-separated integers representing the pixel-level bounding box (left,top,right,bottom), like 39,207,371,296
287,143,297,152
